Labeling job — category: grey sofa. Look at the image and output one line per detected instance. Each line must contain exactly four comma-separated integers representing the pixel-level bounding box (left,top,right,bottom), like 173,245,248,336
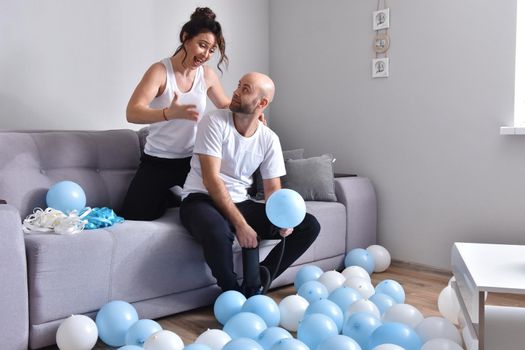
0,129,377,350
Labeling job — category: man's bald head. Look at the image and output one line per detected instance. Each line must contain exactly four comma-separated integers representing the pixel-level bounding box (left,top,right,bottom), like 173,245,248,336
229,72,276,115
242,72,275,102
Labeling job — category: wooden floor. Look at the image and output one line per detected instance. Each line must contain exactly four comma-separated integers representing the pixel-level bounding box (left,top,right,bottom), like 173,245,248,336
44,260,524,349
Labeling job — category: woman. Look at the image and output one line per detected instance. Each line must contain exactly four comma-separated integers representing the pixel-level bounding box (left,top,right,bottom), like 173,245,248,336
122,7,230,220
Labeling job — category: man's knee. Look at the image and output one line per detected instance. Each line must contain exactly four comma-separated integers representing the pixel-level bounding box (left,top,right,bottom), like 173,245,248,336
300,213,321,242
182,211,234,244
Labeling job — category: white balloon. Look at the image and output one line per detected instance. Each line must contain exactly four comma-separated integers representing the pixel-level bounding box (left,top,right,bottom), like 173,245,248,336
344,277,375,299
317,270,346,294
56,315,98,350
278,295,309,332
366,245,391,272
421,338,464,350
195,329,232,350
382,303,424,329
371,344,406,350
438,285,460,325
144,330,184,350
345,299,381,320
342,266,371,282
416,317,462,345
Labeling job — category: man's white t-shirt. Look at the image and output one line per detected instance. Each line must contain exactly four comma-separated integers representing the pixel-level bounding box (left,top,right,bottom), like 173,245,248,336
182,109,286,203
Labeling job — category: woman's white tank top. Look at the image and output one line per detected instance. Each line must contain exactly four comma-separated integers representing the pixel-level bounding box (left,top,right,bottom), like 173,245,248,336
144,58,207,158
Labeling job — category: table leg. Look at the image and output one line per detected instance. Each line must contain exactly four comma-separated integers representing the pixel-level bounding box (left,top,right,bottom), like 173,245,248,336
452,280,480,350
478,291,485,350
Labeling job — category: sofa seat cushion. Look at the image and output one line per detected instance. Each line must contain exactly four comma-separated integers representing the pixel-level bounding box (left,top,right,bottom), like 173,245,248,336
301,201,346,262
236,201,347,271
25,201,346,327
25,208,215,326
109,209,215,302
25,230,114,325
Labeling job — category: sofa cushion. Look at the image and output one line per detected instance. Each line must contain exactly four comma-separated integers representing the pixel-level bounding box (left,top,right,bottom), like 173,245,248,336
25,230,114,325
282,154,337,202
302,201,346,260
0,130,141,218
109,209,216,302
24,209,216,325
249,201,346,268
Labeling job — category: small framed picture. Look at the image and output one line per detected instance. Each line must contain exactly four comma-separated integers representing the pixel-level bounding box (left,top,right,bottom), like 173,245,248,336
373,33,390,54
373,8,390,30
372,58,389,78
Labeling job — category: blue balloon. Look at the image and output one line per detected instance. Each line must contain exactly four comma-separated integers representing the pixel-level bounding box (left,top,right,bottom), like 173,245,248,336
125,319,162,346
328,286,363,313
265,189,306,228
297,313,338,350
375,279,406,304
242,295,280,328
317,335,362,350
304,299,344,333
46,180,86,213
270,338,310,350
223,337,263,350
214,290,247,325
342,312,382,350
344,248,375,274
118,346,143,350
294,265,323,291
369,293,396,315
183,344,212,350
369,322,422,350
257,326,292,350
223,312,267,340
297,280,329,304
96,300,139,347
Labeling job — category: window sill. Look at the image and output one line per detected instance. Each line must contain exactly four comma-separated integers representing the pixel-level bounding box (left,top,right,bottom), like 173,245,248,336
500,126,525,135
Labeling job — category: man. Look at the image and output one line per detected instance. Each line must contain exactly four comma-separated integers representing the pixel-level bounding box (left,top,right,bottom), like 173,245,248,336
180,72,320,297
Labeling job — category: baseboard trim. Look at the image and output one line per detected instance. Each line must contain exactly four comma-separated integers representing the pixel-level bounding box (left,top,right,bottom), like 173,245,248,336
391,259,452,276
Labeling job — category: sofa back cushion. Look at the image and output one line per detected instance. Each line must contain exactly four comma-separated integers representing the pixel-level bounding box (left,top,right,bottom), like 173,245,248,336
0,130,141,217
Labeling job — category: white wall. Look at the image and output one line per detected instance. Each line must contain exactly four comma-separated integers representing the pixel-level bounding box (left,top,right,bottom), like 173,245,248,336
3,0,524,269
0,0,269,130
270,0,525,269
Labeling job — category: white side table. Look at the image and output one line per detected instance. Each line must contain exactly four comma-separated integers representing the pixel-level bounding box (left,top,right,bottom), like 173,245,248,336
451,242,525,350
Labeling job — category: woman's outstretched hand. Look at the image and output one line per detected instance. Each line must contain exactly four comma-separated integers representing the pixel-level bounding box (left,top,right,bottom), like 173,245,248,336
165,93,199,121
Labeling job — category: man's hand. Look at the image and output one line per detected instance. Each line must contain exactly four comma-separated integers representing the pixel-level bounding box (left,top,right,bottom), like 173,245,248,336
236,223,259,248
166,93,199,121
279,228,294,238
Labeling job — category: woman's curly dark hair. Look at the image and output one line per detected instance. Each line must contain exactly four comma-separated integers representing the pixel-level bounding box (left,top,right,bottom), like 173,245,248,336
174,7,228,73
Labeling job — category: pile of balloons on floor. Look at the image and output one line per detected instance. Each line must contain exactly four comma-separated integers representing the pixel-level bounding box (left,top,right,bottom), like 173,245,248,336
22,180,123,235
54,244,465,350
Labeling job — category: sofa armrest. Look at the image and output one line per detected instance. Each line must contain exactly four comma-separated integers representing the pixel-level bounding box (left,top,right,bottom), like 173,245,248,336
0,204,29,349
334,177,377,252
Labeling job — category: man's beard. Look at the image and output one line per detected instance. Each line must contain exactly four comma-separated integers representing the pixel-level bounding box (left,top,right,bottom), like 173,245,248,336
229,100,257,114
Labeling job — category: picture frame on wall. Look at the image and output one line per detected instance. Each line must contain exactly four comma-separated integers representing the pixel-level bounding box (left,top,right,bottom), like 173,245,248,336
372,58,389,78
373,8,390,30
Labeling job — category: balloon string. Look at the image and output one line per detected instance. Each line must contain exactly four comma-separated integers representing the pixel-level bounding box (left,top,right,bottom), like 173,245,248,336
23,207,87,235
23,207,124,234
80,207,124,230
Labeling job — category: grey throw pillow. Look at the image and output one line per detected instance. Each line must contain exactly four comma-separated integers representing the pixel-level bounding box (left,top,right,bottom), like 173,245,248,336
282,154,337,201
253,149,304,199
